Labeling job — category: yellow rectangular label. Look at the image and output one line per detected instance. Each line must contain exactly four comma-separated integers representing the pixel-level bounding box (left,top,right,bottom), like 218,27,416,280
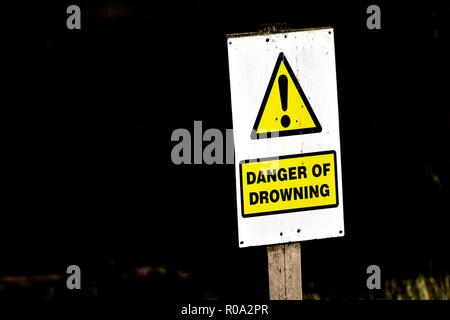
240,151,338,217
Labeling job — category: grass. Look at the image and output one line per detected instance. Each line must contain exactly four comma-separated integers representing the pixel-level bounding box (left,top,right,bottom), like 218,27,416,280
384,273,450,300
304,273,450,300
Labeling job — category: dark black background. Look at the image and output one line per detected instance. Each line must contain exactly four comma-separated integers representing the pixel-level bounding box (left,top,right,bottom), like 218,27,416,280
2,0,449,301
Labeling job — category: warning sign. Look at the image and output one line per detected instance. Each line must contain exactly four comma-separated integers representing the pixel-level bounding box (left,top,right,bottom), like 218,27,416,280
251,53,322,139
227,28,344,247
240,151,337,217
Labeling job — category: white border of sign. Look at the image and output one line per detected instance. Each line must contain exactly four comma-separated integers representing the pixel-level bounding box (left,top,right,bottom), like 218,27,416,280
227,28,345,248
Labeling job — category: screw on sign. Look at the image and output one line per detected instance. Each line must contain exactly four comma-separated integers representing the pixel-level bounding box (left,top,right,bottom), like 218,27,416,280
227,28,344,300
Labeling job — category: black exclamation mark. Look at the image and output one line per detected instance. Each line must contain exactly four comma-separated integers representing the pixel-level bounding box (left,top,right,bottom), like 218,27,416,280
278,75,290,128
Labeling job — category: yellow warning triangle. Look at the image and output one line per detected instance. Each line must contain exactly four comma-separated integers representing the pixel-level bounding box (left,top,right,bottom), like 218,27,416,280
251,52,322,139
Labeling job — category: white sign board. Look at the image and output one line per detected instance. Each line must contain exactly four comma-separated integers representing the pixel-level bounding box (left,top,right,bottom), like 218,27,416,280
227,28,344,248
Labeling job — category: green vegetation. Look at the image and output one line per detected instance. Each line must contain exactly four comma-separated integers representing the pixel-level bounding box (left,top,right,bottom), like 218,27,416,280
304,273,450,300
384,273,450,300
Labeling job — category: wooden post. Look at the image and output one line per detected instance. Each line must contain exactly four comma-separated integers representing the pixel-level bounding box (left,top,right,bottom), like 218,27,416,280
267,243,302,300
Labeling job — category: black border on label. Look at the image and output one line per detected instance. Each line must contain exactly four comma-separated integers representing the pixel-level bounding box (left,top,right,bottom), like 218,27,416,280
239,150,338,218
251,52,322,140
